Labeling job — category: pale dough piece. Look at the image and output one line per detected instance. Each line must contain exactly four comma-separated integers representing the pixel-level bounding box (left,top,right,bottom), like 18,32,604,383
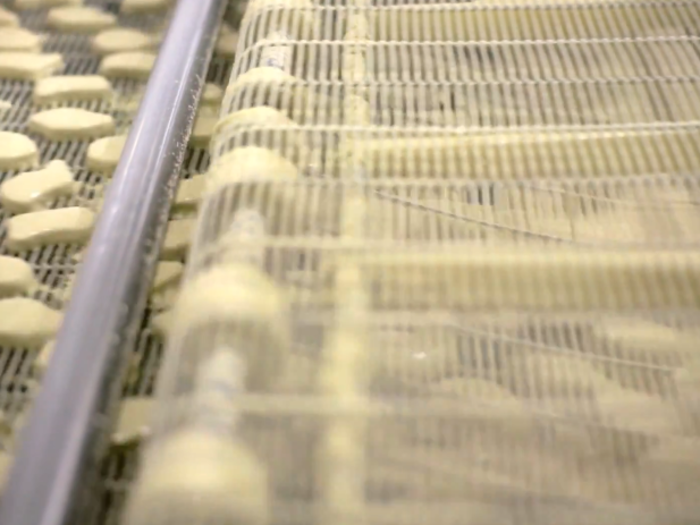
0,132,38,171
151,310,172,339
591,317,697,365
0,100,10,112
596,389,681,435
213,107,311,166
0,452,12,493
0,6,19,27
0,27,43,53
86,135,126,173
92,28,157,55
15,0,81,8
0,160,74,213
207,146,298,195
0,52,63,80
29,108,115,141
202,83,223,106
0,298,62,349
33,340,54,379
0,256,36,297
190,114,215,148
99,51,156,80
120,0,172,13
642,437,700,492
112,398,154,447
5,207,95,252
173,176,204,210
123,431,268,525
215,31,238,58
34,75,112,105
47,6,116,33
152,261,183,293
161,218,196,260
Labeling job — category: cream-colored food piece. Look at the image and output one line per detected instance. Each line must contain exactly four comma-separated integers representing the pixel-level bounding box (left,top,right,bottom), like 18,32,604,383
207,147,299,195
100,51,156,80
33,340,54,379
161,219,196,260
92,27,157,55
202,83,223,106
15,0,81,8
86,135,126,173
0,6,19,27
34,75,112,105
0,100,10,112
112,398,154,447
151,310,172,339
0,452,12,492
173,176,205,210
215,31,238,58
0,52,63,80
596,389,681,435
642,437,700,491
123,431,268,525
0,298,62,349
591,318,697,366
6,207,96,252
213,107,311,165
0,160,74,213
170,265,289,388
120,0,171,13
152,261,183,293
29,108,115,141
47,6,116,33
0,27,43,52
0,132,38,171
0,256,36,297
190,114,215,148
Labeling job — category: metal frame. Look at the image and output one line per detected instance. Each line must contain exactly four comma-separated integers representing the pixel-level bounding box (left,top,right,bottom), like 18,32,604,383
0,1,227,524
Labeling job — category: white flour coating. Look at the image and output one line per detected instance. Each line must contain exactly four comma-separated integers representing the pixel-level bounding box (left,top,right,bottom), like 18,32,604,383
0,297,62,349
34,75,112,104
6,207,96,251
29,108,115,140
0,52,63,80
0,256,37,297
100,51,156,80
0,160,75,213
0,27,43,53
47,6,117,34
86,135,126,173
92,28,156,55
0,132,38,170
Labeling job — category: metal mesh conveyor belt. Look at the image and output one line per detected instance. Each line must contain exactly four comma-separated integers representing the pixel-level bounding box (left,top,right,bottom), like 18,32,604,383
120,1,700,525
0,1,230,525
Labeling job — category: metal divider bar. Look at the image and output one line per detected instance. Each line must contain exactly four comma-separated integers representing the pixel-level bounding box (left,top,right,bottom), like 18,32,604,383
0,1,227,525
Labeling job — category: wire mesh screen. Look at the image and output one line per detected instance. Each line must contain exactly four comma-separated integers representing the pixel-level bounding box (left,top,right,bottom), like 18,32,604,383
124,2,700,525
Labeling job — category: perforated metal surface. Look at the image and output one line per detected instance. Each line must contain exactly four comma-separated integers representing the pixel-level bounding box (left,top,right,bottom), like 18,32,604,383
124,2,700,525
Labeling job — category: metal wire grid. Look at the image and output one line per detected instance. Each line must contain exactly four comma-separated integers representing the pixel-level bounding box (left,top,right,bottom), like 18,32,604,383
121,1,700,524
0,0,164,427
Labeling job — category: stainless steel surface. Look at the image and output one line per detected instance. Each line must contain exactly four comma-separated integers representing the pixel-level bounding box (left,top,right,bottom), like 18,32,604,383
0,3,227,525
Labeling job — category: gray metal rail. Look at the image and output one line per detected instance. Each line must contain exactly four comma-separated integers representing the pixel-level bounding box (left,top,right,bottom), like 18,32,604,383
0,1,227,524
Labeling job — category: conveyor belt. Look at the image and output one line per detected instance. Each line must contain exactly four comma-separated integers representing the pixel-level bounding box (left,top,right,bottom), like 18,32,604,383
0,2,230,525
